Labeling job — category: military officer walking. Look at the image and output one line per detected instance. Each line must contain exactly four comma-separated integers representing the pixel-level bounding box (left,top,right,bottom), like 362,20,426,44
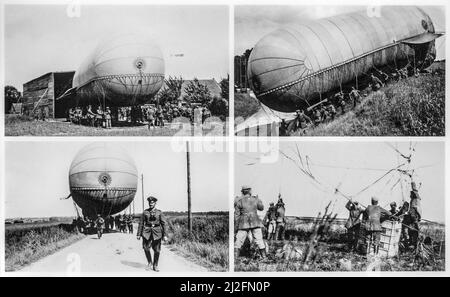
234,185,266,259
137,196,167,271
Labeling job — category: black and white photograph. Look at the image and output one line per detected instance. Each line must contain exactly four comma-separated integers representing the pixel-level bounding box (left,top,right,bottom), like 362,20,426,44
1,0,449,284
4,141,229,274
234,6,445,136
4,5,229,136
234,141,445,272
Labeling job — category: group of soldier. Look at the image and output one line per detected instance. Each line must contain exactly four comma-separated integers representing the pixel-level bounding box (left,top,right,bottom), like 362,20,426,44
234,186,288,259
144,103,212,130
234,178,423,260
72,196,166,272
345,179,423,256
76,213,134,235
263,195,286,242
68,105,112,128
67,102,212,130
282,64,422,136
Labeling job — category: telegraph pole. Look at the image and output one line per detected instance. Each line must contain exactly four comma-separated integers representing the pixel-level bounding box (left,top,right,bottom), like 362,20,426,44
186,142,192,233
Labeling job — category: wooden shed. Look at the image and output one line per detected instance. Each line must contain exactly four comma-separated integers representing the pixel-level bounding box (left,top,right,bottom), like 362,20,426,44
22,71,75,119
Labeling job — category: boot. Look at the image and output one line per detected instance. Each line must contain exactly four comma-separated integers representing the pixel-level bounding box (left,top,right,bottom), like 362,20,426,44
153,252,160,272
144,250,153,270
259,248,267,259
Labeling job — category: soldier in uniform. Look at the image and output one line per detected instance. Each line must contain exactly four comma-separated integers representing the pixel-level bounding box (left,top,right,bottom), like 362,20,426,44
68,108,75,123
275,198,286,241
334,92,346,114
370,73,384,91
291,110,312,135
263,202,277,241
127,214,134,234
313,108,322,126
95,214,105,239
114,214,120,232
86,105,96,127
408,181,422,249
362,197,391,255
118,214,125,232
319,104,329,122
137,196,167,271
327,103,337,120
345,200,363,251
389,202,398,216
279,119,289,136
234,185,266,259
156,106,165,127
349,87,361,109
147,107,156,130
105,107,112,129
109,215,115,230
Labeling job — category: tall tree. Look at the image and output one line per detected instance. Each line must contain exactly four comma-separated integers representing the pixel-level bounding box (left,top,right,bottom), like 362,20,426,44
4,85,21,114
219,75,229,101
183,78,211,104
157,76,183,105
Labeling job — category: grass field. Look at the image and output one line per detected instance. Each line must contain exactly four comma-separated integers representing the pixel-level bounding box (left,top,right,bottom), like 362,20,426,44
5,223,85,271
166,213,229,271
4,116,228,136
235,216,445,272
234,62,445,137
300,71,445,136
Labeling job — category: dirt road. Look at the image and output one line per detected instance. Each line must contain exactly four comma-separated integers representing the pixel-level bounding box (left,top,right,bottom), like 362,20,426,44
17,231,208,275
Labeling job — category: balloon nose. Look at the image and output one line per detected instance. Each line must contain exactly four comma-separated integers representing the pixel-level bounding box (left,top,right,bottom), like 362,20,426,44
247,28,309,95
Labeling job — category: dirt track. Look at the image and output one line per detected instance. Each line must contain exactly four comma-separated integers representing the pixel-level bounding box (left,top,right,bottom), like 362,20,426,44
17,231,208,275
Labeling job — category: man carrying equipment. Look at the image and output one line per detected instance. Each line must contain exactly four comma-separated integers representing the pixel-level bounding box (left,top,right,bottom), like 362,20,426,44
362,197,391,255
345,200,363,251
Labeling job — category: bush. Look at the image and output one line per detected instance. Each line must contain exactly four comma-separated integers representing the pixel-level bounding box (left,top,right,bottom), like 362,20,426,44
384,74,445,136
5,224,83,271
234,92,260,119
166,214,228,270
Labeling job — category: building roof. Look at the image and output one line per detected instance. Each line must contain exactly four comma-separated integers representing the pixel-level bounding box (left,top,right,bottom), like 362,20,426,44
23,71,75,87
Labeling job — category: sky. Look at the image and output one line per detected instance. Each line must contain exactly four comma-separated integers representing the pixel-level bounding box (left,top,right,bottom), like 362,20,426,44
235,141,445,223
5,141,229,218
4,5,229,91
235,5,445,59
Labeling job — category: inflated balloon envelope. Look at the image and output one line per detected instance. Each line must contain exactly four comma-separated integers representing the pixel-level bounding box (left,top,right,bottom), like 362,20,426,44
248,6,442,112
59,34,165,107
69,143,138,218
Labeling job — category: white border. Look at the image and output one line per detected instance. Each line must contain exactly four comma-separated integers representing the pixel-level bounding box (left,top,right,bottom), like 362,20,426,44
0,0,449,277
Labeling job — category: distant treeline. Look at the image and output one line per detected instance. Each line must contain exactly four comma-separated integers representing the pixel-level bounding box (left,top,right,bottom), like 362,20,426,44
164,211,228,217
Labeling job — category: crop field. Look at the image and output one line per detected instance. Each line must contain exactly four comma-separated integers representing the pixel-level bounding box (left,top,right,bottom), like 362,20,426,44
235,216,445,272
4,116,228,136
5,222,85,271
166,212,229,271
